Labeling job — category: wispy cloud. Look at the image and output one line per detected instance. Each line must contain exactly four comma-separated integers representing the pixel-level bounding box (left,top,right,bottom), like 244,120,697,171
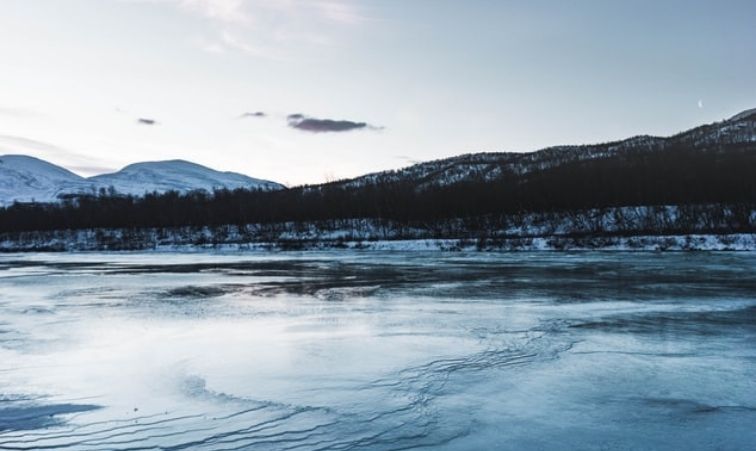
216,29,278,58
179,0,250,23
311,0,365,25
240,111,266,118
176,0,365,26
0,106,44,118
148,0,370,60
287,114,381,133
0,135,116,176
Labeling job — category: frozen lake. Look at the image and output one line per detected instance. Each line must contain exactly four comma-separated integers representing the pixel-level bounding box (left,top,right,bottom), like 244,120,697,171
0,251,754,450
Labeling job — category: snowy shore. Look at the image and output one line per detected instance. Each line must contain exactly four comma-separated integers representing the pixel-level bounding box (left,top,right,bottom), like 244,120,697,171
2,205,753,252
1,230,754,252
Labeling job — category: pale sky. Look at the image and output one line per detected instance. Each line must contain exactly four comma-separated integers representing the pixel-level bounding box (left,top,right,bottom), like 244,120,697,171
1,0,755,186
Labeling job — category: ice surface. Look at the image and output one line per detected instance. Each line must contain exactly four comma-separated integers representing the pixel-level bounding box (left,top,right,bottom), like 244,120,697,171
0,252,754,450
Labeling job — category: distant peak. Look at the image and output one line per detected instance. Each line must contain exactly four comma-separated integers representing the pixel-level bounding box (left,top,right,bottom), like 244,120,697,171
0,154,83,178
123,159,196,168
0,154,51,163
116,159,211,174
728,108,756,122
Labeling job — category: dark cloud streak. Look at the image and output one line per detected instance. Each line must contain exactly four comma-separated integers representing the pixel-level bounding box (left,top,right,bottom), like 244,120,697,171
395,155,421,165
240,111,266,118
287,114,381,133
137,118,157,125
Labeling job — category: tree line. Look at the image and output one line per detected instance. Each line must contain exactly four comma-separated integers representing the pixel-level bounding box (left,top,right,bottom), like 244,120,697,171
1,142,754,233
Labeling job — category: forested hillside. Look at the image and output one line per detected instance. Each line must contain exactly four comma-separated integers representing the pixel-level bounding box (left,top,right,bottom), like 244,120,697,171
1,111,754,239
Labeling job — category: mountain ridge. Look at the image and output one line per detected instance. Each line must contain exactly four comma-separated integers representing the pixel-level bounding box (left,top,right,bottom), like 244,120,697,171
329,109,755,191
1,108,754,207
0,157,283,206
89,159,283,197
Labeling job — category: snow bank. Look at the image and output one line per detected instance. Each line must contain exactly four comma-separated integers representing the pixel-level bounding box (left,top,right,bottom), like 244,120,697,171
1,205,753,252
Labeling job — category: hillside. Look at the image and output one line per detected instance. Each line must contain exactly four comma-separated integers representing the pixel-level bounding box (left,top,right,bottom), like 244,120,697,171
333,109,756,191
1,109,754,250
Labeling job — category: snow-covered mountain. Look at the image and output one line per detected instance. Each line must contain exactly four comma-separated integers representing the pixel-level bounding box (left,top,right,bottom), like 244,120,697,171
0,157,283,206
89,160,283,196
0,155,100,206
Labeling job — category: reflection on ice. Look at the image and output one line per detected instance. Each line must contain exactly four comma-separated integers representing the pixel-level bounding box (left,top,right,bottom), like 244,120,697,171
0,251,754,449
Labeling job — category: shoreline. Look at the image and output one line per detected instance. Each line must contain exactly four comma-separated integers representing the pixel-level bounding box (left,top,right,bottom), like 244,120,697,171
2,233,754,252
